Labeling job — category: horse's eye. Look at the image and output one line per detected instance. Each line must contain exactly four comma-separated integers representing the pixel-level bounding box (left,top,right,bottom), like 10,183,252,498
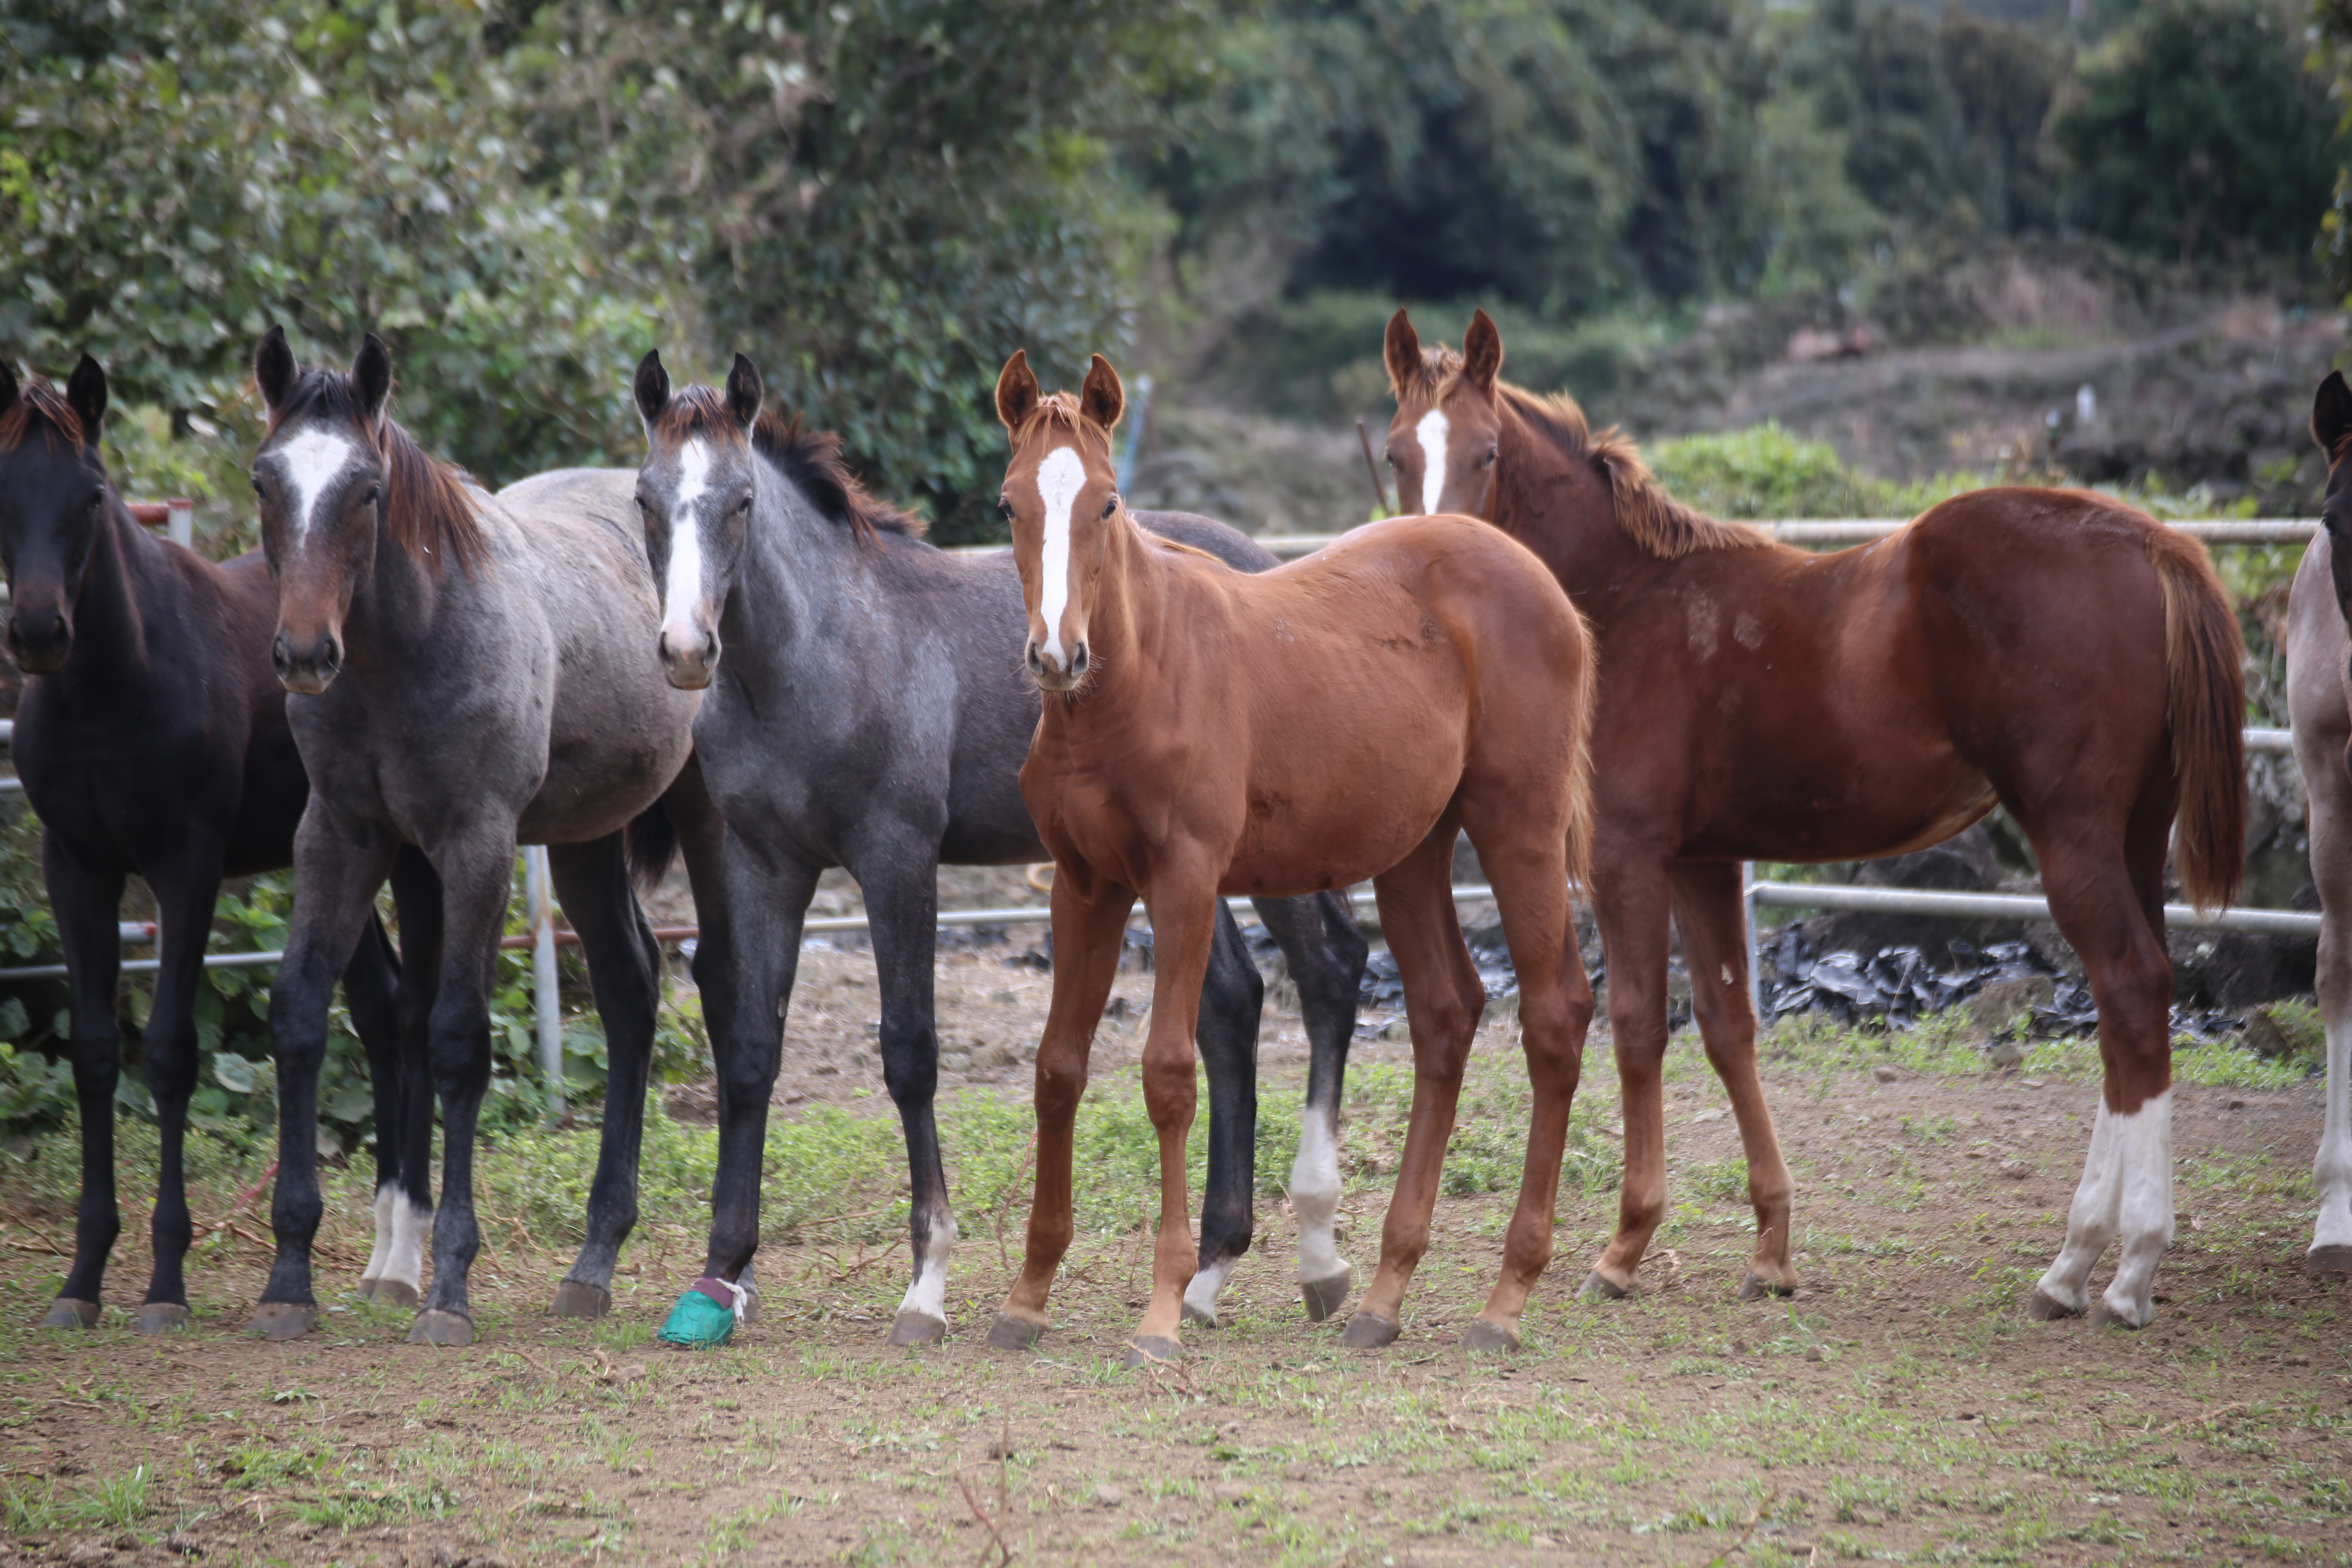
1383,452,1394,467
997,497,1015,520
1100,497,1118,520
251,474,266,497
736,494,752,515
361,485,381,507
1482,448,1497,468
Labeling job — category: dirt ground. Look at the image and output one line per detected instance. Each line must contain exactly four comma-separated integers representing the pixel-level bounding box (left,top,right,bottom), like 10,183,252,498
1,918,2348,1568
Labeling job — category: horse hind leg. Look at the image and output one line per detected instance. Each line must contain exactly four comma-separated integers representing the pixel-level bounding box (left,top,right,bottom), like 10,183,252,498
1252,890,1368,1320
859,840,958,1347
546,832,664,1319
1669,860,1797,1298
343,911,410,1306
41,843,125,1330
1182,897,1264,1328
364,846,443,1313
2311,772,2352,1276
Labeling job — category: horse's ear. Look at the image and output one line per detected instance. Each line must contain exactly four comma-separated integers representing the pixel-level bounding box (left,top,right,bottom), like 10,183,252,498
255,326,298,414
1080,354,1124,433
64,354,107,447
995,350,1039,432
352,333,393,431
1462,309,1504,394
725,353,764,430
633,350,670,429
2314,371,2352,459
1385,309,1426,399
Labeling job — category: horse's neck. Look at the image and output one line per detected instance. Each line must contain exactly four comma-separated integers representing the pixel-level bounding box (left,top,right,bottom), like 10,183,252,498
726,473,864,677
1069,514,1161,695
1494,410,1664,631
341,511,459,667
53,495,167,698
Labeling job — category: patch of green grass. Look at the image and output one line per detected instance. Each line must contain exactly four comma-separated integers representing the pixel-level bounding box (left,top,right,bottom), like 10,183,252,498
0,1464,151,1532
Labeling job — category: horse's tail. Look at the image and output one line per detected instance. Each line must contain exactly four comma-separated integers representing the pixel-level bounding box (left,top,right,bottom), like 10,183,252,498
2146,526,2245,913
624,796,679,900
1562,601,1599,898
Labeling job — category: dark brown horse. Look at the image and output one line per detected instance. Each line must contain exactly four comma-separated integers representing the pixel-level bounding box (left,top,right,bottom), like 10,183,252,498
989,350,1597,1360
1383,308,2245,1329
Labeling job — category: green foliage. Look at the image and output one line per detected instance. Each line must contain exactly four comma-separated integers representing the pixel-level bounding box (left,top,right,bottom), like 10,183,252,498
2053,0,2335,265
1647,423,1879,519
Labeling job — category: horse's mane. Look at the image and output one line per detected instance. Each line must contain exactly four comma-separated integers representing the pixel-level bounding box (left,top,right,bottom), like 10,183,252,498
0,379,91,454
1400,342,1771,559
265,369,487,575
656,385,924,546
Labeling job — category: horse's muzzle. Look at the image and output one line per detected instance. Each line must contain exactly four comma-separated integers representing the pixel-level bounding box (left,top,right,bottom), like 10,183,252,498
659,625,720,690
1025,637,1089,693
3,600,72,675
273,628,343,695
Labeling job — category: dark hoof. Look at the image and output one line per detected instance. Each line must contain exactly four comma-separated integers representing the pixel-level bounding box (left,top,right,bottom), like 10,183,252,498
407,1309,474,1347
1124,1335,1183,1368
41,1297,100,1330
246,1301,318,1340
886,1310,946,1347
135,1302,190,1335
550,1281,611,1319
2307,1243,2352,1277
2026,1288,2082,1322
371,1279,420,1311
1340,1312,1401,1349
1459,1319,1519,1354
1579,1271,1629,1302
1300,1270,1352,1322
986,1313,1045,1351
1738,1272,1797,1301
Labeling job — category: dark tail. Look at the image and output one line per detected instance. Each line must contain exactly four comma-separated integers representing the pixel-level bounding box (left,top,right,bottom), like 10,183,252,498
2146,529,2245,912
624,797,679,900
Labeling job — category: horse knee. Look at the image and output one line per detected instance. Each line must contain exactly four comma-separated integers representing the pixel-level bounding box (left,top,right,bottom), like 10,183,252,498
1140,1051,1198,1129
1033,1056,1088,1122
879,1025,939,1106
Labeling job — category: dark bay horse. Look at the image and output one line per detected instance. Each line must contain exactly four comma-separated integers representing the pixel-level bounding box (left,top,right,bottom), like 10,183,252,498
0,357,411,1334
1383,308,2245,1328
630,352,1367,1344
2284,371,2352,1278
246,330,735,1345
991,351,1597,1359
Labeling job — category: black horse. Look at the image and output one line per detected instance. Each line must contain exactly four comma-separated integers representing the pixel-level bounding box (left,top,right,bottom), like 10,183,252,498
0,356,419,1332
633,352,1367,1345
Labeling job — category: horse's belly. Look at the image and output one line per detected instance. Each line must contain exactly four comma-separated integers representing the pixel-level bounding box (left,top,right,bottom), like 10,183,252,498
1680,748,1996,862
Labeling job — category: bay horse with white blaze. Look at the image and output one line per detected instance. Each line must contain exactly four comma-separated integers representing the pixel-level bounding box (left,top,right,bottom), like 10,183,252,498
630,351,1366,1343
247,329,736,1345
0,356,410,1333
1383,308,2245,1327
2282,371,2352,1280
991,350,1597,1360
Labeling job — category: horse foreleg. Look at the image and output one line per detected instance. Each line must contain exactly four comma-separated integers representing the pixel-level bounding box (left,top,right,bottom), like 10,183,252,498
1587,853,1675,1299
1182,898,1264,1328
407,828,518,1347
38,838,125,1330
342,913,408,1306
368,846,444,1312
548,833,663,1318
990,873,1133,1351
256,819,394,1339
131,850,232,1334
859,837,958,1347
1670,860,1797,1298
1345,826,1483,1349
1124,860,1223,1365
1252,891,1368,1321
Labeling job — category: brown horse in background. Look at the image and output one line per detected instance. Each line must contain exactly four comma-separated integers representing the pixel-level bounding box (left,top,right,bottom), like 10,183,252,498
1383,308,2244,1329
989,350,1597,1359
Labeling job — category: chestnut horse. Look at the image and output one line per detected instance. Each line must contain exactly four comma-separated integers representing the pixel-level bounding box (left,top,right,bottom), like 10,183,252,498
2283,371,2352,1279
989,350,1597,1360
1382,308,2245,1328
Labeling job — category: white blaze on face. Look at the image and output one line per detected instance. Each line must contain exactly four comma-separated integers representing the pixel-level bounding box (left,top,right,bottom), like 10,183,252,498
662,439,712,648
1033,446,1088,667
2034,1089,2174,1326
1414,409,1450,515
277,429,356,543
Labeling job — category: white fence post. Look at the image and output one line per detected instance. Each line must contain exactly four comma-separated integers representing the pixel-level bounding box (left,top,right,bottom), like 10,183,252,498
523,846,565,1121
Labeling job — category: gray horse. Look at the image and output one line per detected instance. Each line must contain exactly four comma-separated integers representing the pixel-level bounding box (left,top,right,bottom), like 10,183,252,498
245,329,736,1345
2285,370,2352,1279
633,352,1368,1344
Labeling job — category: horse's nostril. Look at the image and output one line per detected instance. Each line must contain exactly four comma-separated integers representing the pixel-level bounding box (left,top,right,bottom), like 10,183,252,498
271,632,292,673
1071,644,1089,676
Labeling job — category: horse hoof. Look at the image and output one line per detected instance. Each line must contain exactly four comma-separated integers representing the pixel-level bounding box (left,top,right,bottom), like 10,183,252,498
371,1279,421,1310
41,1297,100,1330
1124,1336,1183,1368
407,1310,474,1347
246,1302,318,1340
2088,1302,2148,1331
550,1281,611,1319
986,1313,1046,1352
2025,1289,2082,1321
1459,1319,1519,1354
1179,1300,1219,1328
1579,1271,1629,1302
2306,1243,2352,1277
357,1276,379,1302
887,1310,946,1347
1339,1312,1400,1349
135,1303,190,1335
1300,1270,1353,1322
1738,1272,1797,1301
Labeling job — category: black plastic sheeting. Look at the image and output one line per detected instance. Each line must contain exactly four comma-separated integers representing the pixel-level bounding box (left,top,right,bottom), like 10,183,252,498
1350,922,1524,1012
